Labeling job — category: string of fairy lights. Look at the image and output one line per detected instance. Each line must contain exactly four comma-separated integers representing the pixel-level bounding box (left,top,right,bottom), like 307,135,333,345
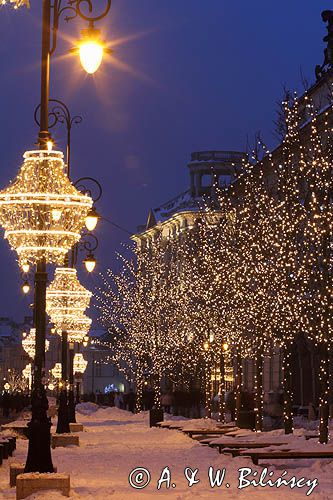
95,90,333,442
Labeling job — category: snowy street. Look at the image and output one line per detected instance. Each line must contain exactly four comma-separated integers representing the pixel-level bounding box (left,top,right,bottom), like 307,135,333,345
1,405,332,499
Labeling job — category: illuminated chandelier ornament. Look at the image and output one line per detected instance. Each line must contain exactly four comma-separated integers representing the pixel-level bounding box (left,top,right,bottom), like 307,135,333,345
73,353,88,375
66,314,92,343
46,267,92,319
22,363,32,389
51,363,62,380
22,328,49,359
46,266,92,343
0,150,92,268
1,0,30,8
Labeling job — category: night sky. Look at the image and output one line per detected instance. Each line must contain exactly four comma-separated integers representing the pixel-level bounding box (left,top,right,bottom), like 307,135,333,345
0,0,330,322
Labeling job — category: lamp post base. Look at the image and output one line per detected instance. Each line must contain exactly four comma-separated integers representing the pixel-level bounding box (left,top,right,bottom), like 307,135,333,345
68,389,76,424
24,387,53,473
56,390,70,434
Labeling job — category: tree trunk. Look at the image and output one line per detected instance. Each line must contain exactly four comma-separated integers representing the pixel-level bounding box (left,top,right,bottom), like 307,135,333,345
283,345,293,434
254,348,263,432
205,354,212,418
319,343,330,444
235,350,242,426
153,375,161,409
218,350,225,423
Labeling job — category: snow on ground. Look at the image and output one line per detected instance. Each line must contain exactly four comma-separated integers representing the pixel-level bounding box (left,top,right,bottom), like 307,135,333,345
0,407,332,499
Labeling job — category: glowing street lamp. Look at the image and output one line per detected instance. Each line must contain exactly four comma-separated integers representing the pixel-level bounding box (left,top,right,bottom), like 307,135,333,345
76,27,111,74
84,252,96,273
22,280,30,295
85,206,100,231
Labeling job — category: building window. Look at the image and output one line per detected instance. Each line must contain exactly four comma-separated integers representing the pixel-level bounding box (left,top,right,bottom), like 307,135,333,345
201,174,211,187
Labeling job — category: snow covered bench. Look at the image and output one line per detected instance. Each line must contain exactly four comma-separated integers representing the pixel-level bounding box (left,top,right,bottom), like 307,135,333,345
51,433,79,448
69,423,84,432
208,441,288,454
16,472,70,499
182,427,238,439
240,450,333,465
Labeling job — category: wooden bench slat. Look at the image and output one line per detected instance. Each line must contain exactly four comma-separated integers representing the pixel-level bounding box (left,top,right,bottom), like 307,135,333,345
240,450,333,465
209,442,288,453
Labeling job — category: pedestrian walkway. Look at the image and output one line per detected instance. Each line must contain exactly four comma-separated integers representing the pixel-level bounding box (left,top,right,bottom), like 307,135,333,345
0,405,330,498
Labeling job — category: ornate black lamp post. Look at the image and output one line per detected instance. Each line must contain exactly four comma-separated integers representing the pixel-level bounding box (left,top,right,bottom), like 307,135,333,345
0,0,112,473
37,101,102,430
34,99,83,174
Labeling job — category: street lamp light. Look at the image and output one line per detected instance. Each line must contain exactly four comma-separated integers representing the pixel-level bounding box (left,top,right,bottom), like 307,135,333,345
84,252,97,273
75,27,111,74
21,262,30,274
22,280,30,295
85,206,100,232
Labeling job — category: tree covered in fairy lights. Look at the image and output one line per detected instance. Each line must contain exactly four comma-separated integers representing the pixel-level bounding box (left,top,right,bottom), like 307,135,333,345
96,91,333,442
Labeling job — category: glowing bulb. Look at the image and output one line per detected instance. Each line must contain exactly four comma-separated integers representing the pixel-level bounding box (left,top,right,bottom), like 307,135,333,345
79,41,104,74
47,140,53,152
203,341,209,351
21,262,29,273
223,343,229,351
85,206,99,231
84,252,96,273
22,280,30,294
52,208,62,222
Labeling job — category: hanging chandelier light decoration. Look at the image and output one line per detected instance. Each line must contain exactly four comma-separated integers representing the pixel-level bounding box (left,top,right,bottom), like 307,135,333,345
1,0,30,8
51,362,62,381
46,267,92,318
22,328,50,359
22,363,32,389
73,353,88,375
66,314,92,343
46,266,92,343
0,150,93,268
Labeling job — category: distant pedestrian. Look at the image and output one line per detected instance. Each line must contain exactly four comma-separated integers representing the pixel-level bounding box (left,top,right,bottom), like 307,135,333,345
2,391,10,418
161,392,173,414
115,392,124,409
127,389,135,413
308,402,317,421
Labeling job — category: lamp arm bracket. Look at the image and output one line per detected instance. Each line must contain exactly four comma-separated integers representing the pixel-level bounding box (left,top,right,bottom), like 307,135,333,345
68,0,112,24
34,98,83,133
50,0,112,55
74,177,102,202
